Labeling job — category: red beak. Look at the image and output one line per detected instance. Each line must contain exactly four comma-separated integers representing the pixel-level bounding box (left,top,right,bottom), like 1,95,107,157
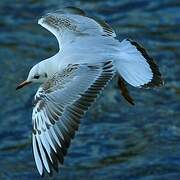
16,80,32,90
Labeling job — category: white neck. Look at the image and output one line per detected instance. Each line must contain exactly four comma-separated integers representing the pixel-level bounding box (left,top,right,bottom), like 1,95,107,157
39,53,61,77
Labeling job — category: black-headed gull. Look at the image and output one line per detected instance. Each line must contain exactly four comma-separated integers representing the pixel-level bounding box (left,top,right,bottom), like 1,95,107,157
16,7,163,176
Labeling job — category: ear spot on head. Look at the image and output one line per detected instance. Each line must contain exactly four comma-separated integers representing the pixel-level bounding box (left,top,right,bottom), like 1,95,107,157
34,75,40,79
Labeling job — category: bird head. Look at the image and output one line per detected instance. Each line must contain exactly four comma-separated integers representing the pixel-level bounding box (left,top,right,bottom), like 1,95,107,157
16,63,48,90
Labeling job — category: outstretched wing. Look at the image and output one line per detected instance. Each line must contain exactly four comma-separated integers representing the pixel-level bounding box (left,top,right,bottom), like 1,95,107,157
32,61,114,176
38,7,116,49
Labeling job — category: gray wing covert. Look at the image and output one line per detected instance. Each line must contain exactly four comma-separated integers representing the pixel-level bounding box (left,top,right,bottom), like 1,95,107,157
38,7,116,49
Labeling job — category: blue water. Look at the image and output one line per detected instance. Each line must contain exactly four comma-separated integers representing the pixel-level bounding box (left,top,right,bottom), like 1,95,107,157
0,0,180,179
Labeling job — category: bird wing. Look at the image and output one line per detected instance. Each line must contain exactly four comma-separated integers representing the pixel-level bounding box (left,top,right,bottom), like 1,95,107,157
38,7,116,49
32,61,114,176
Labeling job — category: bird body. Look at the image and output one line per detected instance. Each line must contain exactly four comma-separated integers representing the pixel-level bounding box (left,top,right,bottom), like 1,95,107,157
33,35,119,80
16,7,163,176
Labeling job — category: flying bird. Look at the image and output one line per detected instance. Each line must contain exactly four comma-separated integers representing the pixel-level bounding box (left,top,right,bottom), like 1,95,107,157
16,7,163,176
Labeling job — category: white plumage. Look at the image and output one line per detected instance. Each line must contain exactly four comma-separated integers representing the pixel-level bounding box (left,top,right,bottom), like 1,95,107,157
16,7,163,176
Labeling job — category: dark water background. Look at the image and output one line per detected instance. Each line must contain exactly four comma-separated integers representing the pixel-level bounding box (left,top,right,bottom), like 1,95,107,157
0,0,180,179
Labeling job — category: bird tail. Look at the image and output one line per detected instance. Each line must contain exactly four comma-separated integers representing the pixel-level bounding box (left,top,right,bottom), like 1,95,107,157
115,39,164,88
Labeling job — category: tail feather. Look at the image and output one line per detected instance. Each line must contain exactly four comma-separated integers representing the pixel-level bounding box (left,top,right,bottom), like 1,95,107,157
115,39,164,88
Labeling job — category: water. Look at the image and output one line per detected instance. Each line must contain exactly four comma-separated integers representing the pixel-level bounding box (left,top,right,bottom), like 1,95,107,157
0,0,180,179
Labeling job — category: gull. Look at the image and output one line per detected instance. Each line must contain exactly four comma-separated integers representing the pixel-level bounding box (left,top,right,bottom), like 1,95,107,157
16,7,164,176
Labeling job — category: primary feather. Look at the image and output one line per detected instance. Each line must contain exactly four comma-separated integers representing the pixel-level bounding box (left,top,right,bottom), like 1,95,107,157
32,62,114,175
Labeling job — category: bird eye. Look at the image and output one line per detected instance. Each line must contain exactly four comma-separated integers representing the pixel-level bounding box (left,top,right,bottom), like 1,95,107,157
34,75,40,79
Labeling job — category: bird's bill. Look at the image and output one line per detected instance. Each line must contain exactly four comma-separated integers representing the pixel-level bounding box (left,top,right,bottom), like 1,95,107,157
16,80,32,90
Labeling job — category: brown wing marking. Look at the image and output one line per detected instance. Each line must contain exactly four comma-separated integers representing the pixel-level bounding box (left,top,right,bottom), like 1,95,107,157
118,76,135,106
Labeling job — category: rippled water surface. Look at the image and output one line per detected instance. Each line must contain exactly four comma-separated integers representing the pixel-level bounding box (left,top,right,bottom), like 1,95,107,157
0,0,180,179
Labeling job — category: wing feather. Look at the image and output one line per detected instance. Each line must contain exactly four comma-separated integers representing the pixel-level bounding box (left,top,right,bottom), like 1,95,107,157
32,61,114,176
38,7,116,49
36,134,51,173
32,133,44,176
